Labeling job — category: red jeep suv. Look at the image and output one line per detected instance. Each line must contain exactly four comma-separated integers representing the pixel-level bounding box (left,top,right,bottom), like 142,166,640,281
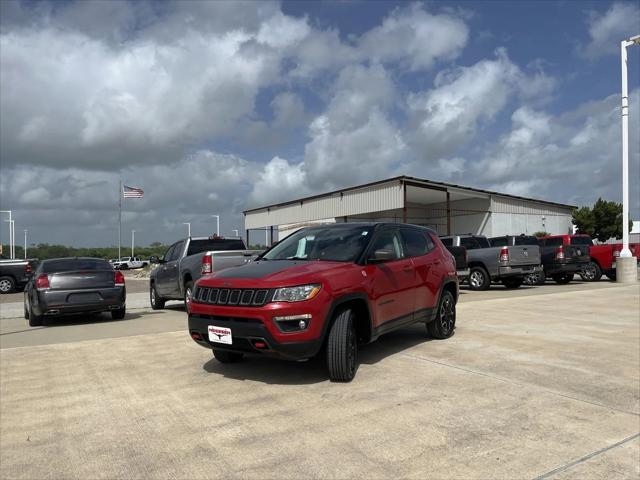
188,223,458,381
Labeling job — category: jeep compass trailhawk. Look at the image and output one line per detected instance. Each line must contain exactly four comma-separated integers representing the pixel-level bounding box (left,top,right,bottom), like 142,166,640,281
188,223,458,381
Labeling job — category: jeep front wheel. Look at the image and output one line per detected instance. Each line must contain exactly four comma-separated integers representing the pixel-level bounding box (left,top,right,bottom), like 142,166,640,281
326,309,358,382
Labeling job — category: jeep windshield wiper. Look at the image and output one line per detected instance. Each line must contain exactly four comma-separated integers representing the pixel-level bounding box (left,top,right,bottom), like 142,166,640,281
287,256,309,260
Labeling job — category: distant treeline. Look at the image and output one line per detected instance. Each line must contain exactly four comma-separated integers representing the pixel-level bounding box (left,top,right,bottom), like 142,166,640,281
2,243,169,261
2,242,267,261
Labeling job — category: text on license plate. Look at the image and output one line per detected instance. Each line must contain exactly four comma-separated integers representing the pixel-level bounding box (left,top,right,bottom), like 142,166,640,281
208,325,232,345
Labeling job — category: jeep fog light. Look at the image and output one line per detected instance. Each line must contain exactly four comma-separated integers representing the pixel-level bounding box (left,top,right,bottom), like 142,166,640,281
274,314,312,332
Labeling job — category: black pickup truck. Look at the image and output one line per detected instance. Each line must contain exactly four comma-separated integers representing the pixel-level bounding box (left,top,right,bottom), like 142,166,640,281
0,256,39,293
488,235,589,285
444,246,469,282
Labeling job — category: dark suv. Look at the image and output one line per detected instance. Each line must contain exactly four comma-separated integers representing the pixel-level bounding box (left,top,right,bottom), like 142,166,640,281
188,223,458,381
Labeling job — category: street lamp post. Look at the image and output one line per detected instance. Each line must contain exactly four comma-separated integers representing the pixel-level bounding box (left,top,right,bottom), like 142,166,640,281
183,222,191,237
618,34,640,283
1,211,13,258
232,229,238,236
131,230,136,257
211,215,220,236
24,230,27,259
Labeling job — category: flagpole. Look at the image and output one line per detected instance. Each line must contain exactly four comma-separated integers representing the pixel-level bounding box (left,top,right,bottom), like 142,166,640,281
118,178,122,261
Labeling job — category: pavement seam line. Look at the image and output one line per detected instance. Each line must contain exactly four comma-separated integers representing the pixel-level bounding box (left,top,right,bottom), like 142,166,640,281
401,352,640,417
531,432,640,480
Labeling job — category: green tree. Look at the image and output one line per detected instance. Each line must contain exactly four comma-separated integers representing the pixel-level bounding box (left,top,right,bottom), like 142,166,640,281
572,198,625,242
533,231,550,238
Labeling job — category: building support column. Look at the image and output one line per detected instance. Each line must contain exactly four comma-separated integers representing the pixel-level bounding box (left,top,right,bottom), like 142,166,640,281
270,226,274,245
402,181,407,224
246,229,249,246
446,191,451,235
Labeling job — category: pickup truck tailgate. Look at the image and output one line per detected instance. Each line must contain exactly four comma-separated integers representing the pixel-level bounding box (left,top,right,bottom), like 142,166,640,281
563,245,590,263
506,245,540,266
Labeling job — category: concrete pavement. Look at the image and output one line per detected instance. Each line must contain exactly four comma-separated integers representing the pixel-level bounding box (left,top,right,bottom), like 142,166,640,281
1,283,639,479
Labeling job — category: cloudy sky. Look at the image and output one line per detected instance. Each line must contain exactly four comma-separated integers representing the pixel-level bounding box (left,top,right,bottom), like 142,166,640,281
1,0,639,247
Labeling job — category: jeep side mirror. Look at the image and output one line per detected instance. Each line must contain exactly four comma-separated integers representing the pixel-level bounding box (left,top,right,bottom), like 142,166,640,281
150,256,163,264
368,249,395,264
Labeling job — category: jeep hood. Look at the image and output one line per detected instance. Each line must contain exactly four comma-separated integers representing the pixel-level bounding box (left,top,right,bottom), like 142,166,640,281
207,259,353,284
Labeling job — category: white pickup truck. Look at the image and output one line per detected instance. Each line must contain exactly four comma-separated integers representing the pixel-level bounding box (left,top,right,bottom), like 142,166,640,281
111,256,149,270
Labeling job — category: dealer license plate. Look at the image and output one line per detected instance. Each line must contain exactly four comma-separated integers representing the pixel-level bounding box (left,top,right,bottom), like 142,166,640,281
208,325,232,345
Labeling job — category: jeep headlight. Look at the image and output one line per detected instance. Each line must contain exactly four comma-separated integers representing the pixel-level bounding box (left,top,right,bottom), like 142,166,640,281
272,284,321,302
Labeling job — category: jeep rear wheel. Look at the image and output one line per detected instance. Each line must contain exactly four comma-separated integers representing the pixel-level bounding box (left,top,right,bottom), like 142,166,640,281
427,290,456,339
326,309,358,382
213,350,243,363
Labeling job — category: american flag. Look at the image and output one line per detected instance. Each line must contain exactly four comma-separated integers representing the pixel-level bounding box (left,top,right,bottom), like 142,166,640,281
123,185,144,198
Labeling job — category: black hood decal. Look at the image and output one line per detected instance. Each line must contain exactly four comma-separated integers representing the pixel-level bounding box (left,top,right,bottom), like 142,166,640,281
214,260,306,279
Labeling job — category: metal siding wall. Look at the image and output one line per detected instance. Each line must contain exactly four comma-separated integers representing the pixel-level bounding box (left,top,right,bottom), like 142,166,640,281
245,182,404,229
491,212,572,235
491,196,572,216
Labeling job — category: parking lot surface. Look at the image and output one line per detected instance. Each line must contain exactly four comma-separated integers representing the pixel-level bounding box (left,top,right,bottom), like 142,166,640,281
1,282,639,479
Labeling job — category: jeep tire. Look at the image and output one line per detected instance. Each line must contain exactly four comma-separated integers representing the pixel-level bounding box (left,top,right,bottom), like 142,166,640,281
326,309,358,382
427,290,456,339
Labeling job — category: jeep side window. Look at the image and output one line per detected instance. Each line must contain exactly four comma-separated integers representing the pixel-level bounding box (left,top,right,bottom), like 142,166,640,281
400,229,433,257
369,230,404,260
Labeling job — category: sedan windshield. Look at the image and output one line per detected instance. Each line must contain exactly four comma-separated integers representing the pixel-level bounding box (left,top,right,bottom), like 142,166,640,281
262,225,372,262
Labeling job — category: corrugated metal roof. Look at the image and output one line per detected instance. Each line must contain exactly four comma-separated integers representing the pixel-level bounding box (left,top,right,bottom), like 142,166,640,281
244,175,576,215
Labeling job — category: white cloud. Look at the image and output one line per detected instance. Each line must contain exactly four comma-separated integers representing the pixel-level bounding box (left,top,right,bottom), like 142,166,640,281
359,3,469,70
581,2,640,59
249,157,308,206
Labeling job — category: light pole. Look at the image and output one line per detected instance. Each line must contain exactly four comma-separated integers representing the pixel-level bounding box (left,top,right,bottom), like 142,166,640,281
232,229,238,236
618,34,640,283
183,222,191,237
211,215,220,236
24,230,27,259
620,34,640,258
3,219,14,259
1,211,13,258
131,230,136,257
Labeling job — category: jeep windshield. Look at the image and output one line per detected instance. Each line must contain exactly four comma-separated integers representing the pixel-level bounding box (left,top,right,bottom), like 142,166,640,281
261,225,372,262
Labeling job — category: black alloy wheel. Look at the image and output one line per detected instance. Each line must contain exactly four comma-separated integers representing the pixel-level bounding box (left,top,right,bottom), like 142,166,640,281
427,290,456,339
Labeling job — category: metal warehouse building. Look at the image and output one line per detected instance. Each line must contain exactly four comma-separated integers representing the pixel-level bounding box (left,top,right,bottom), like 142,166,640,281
243,176,575,243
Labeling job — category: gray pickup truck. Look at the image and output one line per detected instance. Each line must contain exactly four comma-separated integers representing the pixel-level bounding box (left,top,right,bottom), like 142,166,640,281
149,236,263,309
439,234,542,290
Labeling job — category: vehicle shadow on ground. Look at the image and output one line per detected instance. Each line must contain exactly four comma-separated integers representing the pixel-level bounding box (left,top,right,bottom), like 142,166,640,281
37,310,150,327
202,322,436,385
